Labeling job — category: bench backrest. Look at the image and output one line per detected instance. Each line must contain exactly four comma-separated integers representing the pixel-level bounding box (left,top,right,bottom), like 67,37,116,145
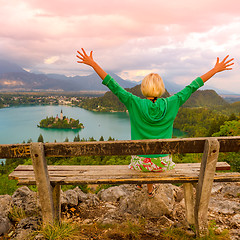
1,136,240,159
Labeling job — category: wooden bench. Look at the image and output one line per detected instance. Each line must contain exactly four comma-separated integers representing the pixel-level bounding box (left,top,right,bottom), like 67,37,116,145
2,136,240,237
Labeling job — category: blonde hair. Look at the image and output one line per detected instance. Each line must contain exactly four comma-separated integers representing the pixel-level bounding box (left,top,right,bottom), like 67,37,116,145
141,73,165,97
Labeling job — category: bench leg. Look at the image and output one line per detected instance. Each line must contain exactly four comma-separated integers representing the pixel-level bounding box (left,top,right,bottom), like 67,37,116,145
52,184,61,223
30,143,55,226
183,183,195,225
194,138,219,237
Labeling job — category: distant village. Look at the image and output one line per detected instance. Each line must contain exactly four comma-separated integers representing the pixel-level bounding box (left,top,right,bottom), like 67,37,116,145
0,94,87,108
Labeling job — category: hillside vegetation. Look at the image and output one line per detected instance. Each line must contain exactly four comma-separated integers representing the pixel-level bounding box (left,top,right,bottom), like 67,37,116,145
79,85,230,112
182,89,228,108
79,84,170,112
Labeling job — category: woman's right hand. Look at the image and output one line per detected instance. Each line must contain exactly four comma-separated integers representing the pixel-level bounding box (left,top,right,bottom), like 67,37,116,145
213,55,234,73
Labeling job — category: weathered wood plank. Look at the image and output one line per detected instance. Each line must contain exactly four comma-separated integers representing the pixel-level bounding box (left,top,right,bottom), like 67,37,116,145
195,138,219,237
8,163,229,179
9,162,236,186
0,144,31,158
30,143,55,226
1,136,240,158
15,172,240,185
11,162,231,171
10,169,240,186
184,183,195,225
10,171,240,183
52,184,61,223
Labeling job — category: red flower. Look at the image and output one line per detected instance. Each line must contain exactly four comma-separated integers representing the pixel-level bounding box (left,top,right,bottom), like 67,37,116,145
143,158,151,163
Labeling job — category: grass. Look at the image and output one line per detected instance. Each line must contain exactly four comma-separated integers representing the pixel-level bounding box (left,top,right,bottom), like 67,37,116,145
0,174,18,195
8,205,26,223
29,221,79,240
32,219,229,240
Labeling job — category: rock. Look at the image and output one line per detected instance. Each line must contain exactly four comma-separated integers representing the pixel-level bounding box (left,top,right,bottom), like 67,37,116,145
158,215,174,227
179,198,185,208
86,193,100,206
11,216,41,240
173,185,184,202
99,211,124,225
229,229,240,240
0,195,12,218
211,183,223,194
61,189,79,206
104,203,117,210
120,184,175,218
73,187,88,202
0,194,13,235
231,213,240,228
0,217,12,236
97,186,128,202
232,214,240,224
209,199,240,214
12,186,40,216
221,183,240,198
61,188,90,206
82,219,92,225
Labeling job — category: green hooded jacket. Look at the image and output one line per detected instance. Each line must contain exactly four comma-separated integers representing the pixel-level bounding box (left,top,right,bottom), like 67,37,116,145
102,74,204,157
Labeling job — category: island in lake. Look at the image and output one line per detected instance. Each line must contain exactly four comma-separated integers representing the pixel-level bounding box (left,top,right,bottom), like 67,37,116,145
38,110,84,129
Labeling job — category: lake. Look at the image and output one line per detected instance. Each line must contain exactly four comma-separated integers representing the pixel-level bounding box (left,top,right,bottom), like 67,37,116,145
0,105,132,144
0,105,186,162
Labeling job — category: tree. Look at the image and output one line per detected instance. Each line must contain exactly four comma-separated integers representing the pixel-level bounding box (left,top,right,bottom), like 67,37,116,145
88,137,96,142
213,120,240,172
99,136,104,141
73,134,80,142
108,136,115,141
212,120,240,137
38,134,44,143
64,137,69,142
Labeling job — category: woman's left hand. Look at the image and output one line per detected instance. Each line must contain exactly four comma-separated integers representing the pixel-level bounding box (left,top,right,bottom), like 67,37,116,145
76,48,95,67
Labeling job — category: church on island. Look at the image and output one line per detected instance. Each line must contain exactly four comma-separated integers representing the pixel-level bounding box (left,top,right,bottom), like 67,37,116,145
38,110,84,129
55,109,70,124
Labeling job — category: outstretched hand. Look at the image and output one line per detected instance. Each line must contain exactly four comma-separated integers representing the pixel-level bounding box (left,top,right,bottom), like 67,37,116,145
76,48,95,67
213,55,234,73
76,48,107,80
200,55,234,83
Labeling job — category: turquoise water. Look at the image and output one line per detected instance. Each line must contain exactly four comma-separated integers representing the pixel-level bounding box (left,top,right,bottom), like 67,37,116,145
0,105,186,144
0,105,132,144
0,105,186,163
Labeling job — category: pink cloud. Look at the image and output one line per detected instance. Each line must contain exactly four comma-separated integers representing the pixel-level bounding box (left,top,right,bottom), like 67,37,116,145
0,0,239,92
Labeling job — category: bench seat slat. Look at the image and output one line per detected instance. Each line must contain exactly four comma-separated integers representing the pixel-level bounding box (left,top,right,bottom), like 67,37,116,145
12,162,230,171
9,162,230,178
11,172,240,185
9,163,239,185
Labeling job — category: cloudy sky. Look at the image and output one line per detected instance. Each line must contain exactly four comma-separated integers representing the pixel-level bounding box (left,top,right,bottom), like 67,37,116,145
0,0,239,93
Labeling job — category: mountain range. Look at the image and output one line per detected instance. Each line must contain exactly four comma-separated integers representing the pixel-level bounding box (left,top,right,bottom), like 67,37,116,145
0,59,137,91
0,59,234,94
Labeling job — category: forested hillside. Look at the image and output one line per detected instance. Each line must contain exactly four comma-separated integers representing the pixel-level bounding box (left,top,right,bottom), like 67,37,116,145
78,84,229,112
79,85,170,112
182,89,228,108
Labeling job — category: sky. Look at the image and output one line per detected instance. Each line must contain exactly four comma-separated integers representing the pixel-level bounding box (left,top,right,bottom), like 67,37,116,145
0,0,240,93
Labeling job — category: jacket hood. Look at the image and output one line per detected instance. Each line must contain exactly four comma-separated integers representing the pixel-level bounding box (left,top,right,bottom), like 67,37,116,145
140,98,167,123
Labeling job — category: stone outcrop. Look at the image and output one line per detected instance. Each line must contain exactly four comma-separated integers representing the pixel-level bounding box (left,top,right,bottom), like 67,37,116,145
12,186,40,216
119,184,175,218
0,195,13,236
0,182,239,239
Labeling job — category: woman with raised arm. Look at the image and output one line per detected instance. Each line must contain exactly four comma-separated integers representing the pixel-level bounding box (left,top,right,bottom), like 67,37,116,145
76,48,234,198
